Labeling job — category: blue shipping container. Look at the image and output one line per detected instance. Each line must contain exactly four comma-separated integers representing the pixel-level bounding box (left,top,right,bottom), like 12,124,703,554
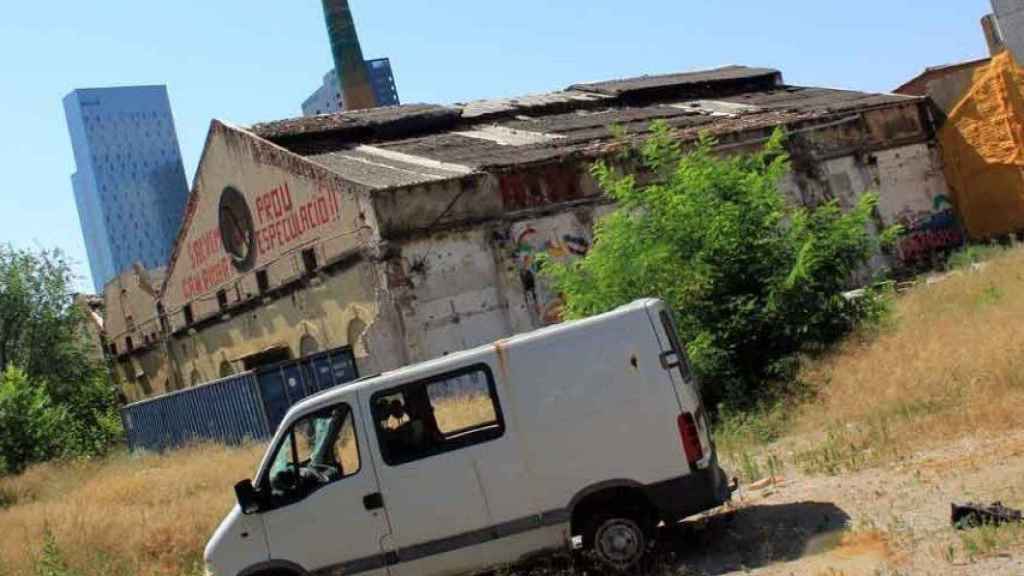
122,347,359,452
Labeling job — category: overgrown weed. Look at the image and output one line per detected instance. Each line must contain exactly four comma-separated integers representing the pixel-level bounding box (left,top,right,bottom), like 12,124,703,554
952,522,1024,563
790,245,1024,474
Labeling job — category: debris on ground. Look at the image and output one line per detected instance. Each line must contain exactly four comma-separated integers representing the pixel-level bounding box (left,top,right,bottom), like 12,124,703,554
951,501,1023,529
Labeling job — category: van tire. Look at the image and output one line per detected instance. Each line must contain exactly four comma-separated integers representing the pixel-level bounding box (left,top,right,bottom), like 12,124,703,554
583,512,649,572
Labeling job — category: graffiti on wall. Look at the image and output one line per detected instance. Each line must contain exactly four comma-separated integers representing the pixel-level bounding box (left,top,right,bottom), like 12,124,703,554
510,221,591,325
499,165,584,211
181,182,343,300
896,195,964,265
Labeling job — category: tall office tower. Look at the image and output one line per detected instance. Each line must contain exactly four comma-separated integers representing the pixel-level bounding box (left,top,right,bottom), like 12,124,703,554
64,86,190,293
992,1,1024,62
302,58,400,116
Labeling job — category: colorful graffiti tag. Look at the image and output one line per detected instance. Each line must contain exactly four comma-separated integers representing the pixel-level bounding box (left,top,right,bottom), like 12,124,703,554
511,223,591,325
897,195,965,265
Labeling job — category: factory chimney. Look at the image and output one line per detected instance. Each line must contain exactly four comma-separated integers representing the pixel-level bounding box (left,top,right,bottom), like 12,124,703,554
321,0,378,111
982,14,1007,56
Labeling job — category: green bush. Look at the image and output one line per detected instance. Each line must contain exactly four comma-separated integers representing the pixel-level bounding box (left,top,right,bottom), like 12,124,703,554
0,367,62,474
543,123,894,410
0,244,124,475
0,366,122,475
54,372,123,459
946,243,1007,270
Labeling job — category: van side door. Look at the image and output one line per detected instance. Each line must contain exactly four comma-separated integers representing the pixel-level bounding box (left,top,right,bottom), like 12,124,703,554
257,398,392,575
363,364,509,576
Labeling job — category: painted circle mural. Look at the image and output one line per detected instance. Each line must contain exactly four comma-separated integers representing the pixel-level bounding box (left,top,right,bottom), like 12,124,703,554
219,186,257,273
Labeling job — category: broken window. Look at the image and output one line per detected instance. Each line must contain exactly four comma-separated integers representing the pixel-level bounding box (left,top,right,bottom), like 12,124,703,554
302,248,318,276
372,364,503,466
256,269,270,294
263,404,360,503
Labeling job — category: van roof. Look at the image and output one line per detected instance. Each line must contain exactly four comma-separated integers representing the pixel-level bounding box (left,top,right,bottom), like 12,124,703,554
287,298,662,416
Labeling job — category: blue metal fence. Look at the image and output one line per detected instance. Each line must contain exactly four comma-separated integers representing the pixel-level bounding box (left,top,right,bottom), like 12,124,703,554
122,347,359,452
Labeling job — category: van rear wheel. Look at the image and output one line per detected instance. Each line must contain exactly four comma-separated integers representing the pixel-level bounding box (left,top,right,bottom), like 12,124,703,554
583,513,649,572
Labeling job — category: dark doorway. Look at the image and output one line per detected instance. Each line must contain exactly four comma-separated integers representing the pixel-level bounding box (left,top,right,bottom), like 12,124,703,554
241,346,292,371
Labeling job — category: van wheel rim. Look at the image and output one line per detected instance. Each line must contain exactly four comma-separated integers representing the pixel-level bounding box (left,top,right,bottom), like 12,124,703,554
595,518,643,568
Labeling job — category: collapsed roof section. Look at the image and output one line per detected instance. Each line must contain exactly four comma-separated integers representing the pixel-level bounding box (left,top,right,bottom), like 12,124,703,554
248,65,919,192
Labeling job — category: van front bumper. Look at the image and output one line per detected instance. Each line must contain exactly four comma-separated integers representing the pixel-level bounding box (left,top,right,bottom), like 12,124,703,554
645,453,732,521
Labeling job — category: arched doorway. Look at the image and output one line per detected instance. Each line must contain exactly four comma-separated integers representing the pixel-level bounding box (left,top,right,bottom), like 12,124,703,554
300,334,321,357
347,316,367,356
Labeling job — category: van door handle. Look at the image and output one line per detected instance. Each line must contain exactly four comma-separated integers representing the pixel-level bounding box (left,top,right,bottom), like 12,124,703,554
363,492,384,511
660,351,681,370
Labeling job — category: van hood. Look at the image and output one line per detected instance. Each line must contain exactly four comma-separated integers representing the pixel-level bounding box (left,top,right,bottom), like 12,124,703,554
204,505,269,576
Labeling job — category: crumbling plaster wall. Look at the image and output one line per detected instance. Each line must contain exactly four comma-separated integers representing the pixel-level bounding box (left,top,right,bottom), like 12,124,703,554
114,262,379,397
362,118,951,370
360,169,615,372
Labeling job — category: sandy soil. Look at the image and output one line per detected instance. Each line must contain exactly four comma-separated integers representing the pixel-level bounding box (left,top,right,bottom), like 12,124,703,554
508,431,1024,575
662,431,1024,575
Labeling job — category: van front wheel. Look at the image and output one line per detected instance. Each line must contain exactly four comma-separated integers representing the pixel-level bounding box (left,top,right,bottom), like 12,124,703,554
584,513,648,572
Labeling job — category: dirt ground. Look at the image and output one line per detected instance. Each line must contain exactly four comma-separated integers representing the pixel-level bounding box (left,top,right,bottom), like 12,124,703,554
660,431,1024,575
508,431,1024,576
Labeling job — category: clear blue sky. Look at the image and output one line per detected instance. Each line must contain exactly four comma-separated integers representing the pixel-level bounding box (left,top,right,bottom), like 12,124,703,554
0,0,992,292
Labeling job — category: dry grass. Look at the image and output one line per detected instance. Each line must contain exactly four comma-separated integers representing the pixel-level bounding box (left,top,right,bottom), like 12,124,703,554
0,443,265,576
8,250,1024,574
433,393,498,433
791,246,1024,472
0,394,498,576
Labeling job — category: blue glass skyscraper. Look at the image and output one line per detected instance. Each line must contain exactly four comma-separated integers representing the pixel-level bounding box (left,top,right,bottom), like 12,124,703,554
64,86,190,293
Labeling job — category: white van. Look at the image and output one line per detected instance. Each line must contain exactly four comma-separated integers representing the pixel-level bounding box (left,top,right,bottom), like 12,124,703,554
204,299,731,576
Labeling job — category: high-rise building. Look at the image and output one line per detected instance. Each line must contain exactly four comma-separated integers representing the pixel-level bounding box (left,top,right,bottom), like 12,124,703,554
64,86,190,293
991,1,1024,62
301,58,400,116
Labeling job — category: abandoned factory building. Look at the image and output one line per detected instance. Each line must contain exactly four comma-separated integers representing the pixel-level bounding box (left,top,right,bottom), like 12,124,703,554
106,65,953,401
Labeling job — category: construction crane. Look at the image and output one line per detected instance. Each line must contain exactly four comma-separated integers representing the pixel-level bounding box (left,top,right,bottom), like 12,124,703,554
321,0,378,111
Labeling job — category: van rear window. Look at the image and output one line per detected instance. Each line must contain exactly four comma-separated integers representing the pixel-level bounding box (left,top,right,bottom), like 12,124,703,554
371,365,504,466
659,310,693,382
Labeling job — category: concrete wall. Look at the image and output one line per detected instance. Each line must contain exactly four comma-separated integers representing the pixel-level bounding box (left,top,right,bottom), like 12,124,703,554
104,268,163,359
168,261,378,387
109,101,954,401
160,121,378,332
994,0,1024,63
897,62,990,118
370,139,951,371
364,195,614,372
111,121,385,397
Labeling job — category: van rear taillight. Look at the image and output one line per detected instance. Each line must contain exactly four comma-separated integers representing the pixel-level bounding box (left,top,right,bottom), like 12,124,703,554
677,412,704,466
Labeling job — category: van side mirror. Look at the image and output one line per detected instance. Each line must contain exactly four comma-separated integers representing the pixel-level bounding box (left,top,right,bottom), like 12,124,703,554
235,479,263,514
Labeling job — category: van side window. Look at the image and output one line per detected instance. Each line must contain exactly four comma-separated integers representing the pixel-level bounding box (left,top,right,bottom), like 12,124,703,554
263,404,360,504
372,365,503,466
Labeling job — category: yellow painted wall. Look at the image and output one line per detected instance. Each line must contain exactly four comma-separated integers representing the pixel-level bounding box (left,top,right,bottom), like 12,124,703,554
940,52,1024,238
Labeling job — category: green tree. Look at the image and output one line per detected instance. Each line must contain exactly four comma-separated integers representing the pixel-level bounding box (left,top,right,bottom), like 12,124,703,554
543,123,893,409
0,367,61,474
0,245,122,474
0,245,99,390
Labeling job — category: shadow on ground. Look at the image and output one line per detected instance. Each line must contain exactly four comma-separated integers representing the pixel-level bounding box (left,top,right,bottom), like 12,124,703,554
658,500,852,575
502,501,851,575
